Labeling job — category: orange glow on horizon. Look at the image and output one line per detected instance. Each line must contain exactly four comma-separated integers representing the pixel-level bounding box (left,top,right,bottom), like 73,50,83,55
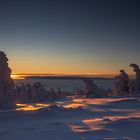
11,72,134,80
11,74,25,80
11,73,119,78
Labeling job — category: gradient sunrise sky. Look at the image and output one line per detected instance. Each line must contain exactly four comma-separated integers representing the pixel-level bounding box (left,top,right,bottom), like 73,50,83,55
0,0,140,75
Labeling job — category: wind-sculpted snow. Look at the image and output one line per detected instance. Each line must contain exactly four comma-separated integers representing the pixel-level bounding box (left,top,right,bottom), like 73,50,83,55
0,97,140,140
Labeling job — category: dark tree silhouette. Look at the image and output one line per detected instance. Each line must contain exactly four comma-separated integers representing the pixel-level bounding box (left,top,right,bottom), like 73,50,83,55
0,51,15,109
130,63,140,94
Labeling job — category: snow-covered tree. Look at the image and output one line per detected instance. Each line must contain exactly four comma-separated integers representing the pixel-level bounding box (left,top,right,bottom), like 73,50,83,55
0,51,15,109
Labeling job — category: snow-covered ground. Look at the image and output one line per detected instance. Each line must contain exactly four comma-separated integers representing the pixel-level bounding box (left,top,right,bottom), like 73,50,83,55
0,97,140,140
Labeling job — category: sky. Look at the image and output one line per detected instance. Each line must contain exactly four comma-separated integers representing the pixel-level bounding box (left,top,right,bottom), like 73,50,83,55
0,0,140,75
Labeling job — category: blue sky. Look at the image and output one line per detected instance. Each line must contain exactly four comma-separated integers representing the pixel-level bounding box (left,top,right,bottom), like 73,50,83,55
0,0,140,74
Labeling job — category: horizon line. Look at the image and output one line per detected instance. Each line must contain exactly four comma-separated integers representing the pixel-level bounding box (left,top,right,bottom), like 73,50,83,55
11,73,135,77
